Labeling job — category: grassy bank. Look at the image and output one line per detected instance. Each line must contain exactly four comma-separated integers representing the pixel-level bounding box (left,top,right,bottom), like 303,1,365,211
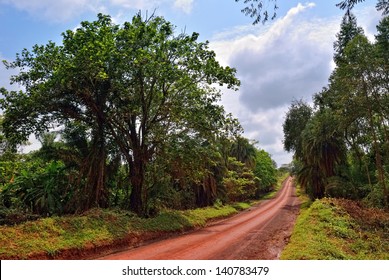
281,197,389,260
0,173,289,260
0,202,252,260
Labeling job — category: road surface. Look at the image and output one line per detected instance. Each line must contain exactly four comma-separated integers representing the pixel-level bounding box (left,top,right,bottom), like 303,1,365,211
99,176,299,260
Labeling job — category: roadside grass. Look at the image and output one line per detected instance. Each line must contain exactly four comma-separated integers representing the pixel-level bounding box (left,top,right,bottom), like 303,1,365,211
0,208,133,259
0,174,288,259
0,203,244,259
281,196,389,260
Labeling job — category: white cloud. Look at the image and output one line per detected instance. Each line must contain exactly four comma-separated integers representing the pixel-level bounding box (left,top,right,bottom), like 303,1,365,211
212,2,338,112
215,3,383,165
212,3,342,165
111,0,194,14
173,0,193,14
0,0,195,22
0,0,102,22
355,5,381,42
110,0,161,10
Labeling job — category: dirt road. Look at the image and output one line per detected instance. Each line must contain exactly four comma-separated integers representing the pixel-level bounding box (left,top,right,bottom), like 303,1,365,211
99,176,299,260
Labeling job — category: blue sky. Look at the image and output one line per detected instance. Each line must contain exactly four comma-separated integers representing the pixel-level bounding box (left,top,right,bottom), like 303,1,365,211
0,0,383,165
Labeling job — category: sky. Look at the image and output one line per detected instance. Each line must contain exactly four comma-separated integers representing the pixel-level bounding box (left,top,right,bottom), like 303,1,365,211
0,0,383,166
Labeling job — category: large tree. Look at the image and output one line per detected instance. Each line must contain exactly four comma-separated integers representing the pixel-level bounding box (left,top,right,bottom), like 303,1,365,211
282,99,312,161
338,34,389,205
300,110,347,198
230,136,257,168
1,13,240,215
311,17,389,205
333,13,364,66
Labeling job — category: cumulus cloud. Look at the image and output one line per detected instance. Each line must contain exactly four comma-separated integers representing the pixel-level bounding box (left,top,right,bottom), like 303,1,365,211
173,0,193,14
213,3,338,112
110,0,161,10
0,0,195,22
357,5,381,41
219,3,383,165
211,3,342,165
0,0,102,22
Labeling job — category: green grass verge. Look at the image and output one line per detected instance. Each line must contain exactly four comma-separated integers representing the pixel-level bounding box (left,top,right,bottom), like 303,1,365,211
0,204,239,259
0,174,288,260
281,197,389,260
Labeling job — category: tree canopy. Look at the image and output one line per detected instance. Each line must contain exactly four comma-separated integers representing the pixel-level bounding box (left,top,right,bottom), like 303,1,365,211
284,14,389,206
1,13,243,215
0,13,280,219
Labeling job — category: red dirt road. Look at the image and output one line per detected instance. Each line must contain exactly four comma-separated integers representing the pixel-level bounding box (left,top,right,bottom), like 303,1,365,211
99,176,299,260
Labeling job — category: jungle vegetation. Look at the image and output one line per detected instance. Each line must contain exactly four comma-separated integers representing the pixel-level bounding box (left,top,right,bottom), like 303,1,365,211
0,13,278,222
283,14,389,208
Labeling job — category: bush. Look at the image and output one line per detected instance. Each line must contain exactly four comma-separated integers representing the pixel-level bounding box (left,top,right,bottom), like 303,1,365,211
0,207,40,225
3,160,74,216
363,185,386,209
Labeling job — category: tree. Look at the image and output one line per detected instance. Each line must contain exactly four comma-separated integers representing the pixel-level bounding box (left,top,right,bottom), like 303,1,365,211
0,114,15,159
337,0,389,15
1,13,240,215
333,13,364,65
300,110,347,198
230,136,257,168
1,17,114,210
283,99,312,161
377,1,389,17
341,34,389,205
254,149,277,194
223,157,258,201
313,21,389,205
235,0,279,25
375,16,389,87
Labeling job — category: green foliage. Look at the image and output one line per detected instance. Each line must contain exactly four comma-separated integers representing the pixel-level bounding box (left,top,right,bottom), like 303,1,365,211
254,149,277,194
0,114,18,161
1,13,241,215
0,204,239,259
295,110,347,199
231,201,252,210
0,12,280,220
283,99,313,160
281,198,389,259
376,16,389,63
333,13,364,65
230,136,257,168
285,15,389,205
3,160,73,216
363,184,387,208
223,157,258,202
235,0,279,25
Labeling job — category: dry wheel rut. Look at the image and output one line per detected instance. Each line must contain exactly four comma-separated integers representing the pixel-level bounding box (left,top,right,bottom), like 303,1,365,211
99,176,300,260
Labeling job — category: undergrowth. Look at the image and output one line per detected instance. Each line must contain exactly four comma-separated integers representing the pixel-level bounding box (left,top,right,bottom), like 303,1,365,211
281,197,389,260
0,174,288,260
0,203,240,259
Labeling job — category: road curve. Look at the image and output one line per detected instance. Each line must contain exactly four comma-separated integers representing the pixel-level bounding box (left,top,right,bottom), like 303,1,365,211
99,176,298,260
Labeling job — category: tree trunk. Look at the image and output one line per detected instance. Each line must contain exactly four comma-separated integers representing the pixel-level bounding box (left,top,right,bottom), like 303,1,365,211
85,142,107,209
76,120,107,212
129,148,147,215
364,82,388,207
